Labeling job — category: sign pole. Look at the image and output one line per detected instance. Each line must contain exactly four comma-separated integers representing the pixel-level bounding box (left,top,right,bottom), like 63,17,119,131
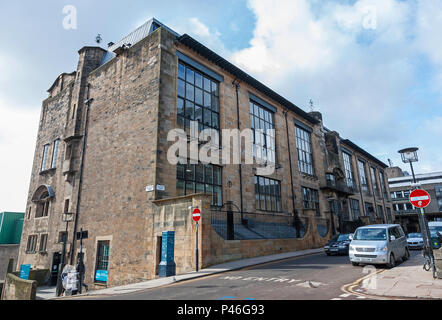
196,222,199,272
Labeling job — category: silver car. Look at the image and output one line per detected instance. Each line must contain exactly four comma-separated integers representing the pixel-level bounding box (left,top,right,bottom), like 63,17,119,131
406,233,424,250
349,224,410,268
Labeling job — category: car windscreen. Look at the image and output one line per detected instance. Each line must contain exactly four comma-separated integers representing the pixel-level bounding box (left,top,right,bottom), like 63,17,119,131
407,233,422,238
337,234,350,241
429,226,442,236
353,228,387,241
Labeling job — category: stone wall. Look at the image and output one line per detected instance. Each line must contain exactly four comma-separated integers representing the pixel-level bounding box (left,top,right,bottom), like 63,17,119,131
1,273,37,300
0,245,19,281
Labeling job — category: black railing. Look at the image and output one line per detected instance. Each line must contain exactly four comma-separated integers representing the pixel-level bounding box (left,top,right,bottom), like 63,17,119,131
321,178,358,195
210,210,309,240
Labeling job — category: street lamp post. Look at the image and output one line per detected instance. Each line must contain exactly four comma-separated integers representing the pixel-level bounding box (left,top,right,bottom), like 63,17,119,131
398,147,435,276
56,212,74,297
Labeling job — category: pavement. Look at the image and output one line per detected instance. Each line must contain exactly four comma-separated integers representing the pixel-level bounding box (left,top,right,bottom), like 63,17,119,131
360,251,442,299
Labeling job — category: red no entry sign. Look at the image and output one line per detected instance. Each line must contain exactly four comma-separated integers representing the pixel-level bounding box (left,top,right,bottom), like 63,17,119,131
192,208,201,222
409,189,431,208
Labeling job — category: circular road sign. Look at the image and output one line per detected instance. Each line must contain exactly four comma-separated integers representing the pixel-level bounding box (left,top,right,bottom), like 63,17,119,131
192,208,201,222
409,189,431,208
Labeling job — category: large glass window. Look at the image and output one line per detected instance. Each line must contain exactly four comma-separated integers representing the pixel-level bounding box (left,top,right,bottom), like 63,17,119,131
177,163,222,206
250,101,276,163
343,152,354,187
296,126,314,176
370,167,380,197
377,205,384,219
435,185,442,198
41,144,49,171
358,160,369,193
177,62,219,135
51,139,59,169
39,234,48,252
379,172,388,198
26,235,38,253
255,176,282,212
302,187,320,216
365,202,375,221
350,199,360,220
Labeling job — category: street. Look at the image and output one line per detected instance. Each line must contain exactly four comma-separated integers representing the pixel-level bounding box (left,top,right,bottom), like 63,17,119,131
80,250,421,300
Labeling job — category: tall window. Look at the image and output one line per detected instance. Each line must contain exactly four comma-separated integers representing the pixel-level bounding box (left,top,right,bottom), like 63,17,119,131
370,167,380,196
95,240,110,283
377,205,384,219
386,207,392,223
41,144,49,171
350,199,360,220
35,191,50,218
343,152,354,187
51,139,60,169
250,101,275,163
365,202,375,221
254,176,282,212
39,234,48,252
26,235,38,253
177,62,219,136
379,172,387,198
295,126,314,175
358,160,369,193
302,187,320,216
177,163,222,206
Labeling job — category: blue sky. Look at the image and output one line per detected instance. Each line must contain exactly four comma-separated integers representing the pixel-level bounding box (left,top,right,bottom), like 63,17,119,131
0,0,441,211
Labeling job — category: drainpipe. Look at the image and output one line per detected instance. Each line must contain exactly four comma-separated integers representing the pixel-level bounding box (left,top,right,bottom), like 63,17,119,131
284,110,300,237
70,84,92,265
233,79,244,218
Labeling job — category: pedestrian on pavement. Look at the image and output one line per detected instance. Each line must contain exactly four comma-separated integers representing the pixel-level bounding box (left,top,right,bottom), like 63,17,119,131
76,257,88,292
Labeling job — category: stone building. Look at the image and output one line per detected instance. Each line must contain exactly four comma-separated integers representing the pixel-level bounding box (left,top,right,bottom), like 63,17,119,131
387,167,442,233
18,18,393,289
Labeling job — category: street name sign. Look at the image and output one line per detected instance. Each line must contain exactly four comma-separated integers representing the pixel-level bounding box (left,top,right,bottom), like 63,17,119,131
409,189,431,208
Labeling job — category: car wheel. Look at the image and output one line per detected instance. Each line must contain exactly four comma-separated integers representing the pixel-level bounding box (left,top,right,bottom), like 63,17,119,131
326,252,331,256
352,262,359,266
387,253,396,269
403,248,410,261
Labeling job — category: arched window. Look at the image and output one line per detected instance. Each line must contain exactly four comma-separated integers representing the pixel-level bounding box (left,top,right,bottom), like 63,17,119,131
32,185,54,218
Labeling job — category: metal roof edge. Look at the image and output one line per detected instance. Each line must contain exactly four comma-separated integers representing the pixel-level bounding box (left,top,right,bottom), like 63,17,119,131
341,139,389,168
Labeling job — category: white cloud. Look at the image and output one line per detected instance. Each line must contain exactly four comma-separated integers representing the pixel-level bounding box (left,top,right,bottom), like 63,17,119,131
0,100,40,212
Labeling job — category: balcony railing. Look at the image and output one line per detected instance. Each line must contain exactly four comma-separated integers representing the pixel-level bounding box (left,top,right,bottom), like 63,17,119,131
321,178,358,195
394,209,420,215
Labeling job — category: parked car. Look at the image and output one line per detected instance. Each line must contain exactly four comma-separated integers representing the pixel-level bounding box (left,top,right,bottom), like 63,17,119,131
429,222,442,249
349,224,409,268
407,233,424,250
324,234,352,256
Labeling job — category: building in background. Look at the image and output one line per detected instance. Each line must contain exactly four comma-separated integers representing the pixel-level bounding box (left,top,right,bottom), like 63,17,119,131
18,18,393,290
0,212,25,280
387,167,442,233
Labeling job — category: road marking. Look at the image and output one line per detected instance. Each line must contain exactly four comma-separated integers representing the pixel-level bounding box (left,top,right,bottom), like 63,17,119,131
340,293,351,298
331,298,342,300
356,296,367,299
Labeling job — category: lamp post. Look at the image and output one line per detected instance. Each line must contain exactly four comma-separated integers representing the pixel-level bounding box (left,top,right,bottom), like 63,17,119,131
56,212,74,297
398,147,435,275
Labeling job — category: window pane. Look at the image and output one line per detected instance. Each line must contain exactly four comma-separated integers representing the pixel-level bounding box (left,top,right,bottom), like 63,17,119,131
204,92,211,108
186,68,194,84
195,88,203,105
195,73,203,88
178,63,185,79
195,105,203,123
186,83,194,101
204,77,211,92
178,79,185,98
185,100,194,119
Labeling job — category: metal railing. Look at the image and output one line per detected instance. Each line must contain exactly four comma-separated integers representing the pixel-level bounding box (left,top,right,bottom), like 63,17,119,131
210,210,309,240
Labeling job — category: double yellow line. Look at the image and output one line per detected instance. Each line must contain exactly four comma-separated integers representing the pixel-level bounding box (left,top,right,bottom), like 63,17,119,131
341,268,410,300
